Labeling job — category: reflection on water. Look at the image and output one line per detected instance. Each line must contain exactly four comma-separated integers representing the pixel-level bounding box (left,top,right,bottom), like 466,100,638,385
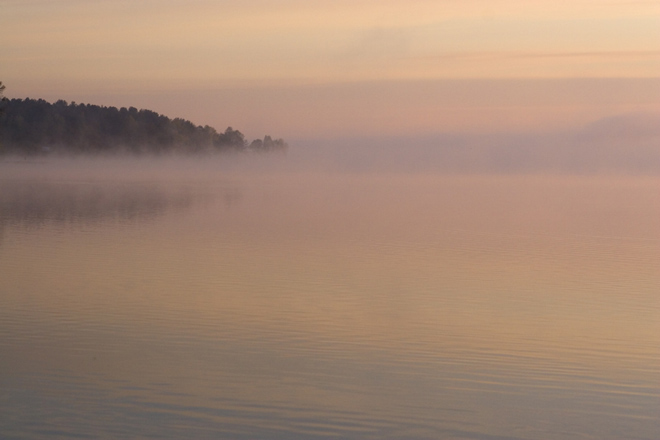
0,162,659,440
0,181,200,225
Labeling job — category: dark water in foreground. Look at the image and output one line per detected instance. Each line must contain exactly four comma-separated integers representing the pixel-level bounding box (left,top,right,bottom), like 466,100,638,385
1,160,659,439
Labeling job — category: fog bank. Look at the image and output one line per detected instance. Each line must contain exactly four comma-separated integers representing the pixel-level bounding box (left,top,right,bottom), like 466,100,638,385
1,111,658,176
288,111,660,174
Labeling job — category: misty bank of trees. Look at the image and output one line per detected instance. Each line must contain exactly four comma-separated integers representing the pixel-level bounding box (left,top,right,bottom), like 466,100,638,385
0,97,287,155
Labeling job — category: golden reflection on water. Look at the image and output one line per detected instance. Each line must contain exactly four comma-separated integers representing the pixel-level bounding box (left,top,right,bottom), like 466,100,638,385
1,172,659,439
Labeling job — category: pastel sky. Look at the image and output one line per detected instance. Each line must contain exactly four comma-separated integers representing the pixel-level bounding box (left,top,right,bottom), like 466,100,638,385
2,0,659,138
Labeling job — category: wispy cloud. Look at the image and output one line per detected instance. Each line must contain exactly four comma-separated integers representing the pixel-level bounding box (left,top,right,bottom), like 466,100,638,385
420,50,660,61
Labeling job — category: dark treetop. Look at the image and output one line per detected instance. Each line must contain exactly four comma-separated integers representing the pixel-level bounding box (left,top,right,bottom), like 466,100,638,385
0,98,287,155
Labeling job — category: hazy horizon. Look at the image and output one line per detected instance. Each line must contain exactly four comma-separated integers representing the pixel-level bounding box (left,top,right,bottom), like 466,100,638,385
2,0,659,143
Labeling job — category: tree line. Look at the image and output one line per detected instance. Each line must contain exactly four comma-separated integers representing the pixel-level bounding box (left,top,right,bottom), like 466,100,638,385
0,95,287,155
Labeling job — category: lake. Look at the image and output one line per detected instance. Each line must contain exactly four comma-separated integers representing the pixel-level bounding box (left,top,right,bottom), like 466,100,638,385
1,157,659,439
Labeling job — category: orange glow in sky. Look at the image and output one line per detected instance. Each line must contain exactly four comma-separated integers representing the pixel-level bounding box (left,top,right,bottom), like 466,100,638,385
1,0,659,137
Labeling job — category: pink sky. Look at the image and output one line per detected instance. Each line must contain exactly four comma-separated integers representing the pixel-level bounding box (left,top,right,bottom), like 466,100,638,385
2,0,659,139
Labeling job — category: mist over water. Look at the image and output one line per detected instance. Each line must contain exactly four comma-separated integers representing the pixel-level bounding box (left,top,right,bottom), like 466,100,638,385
288,113,660,174
1,145,659,439
2,109,660,176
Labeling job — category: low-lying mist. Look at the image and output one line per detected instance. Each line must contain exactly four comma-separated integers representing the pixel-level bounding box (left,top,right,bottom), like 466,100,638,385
289,111,660,175
1,110,658,177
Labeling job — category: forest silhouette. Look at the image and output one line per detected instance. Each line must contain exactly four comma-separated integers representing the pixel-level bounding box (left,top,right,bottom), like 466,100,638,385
0,94,286,155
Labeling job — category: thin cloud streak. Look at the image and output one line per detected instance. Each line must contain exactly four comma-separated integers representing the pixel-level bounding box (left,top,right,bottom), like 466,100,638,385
2,0,658,86
420,50,660,60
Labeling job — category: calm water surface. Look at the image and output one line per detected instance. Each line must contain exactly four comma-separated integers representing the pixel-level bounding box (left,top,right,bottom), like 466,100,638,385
1,160,659,439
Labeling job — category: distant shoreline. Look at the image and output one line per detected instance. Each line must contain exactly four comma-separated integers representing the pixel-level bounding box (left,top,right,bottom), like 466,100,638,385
0,98,287,156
